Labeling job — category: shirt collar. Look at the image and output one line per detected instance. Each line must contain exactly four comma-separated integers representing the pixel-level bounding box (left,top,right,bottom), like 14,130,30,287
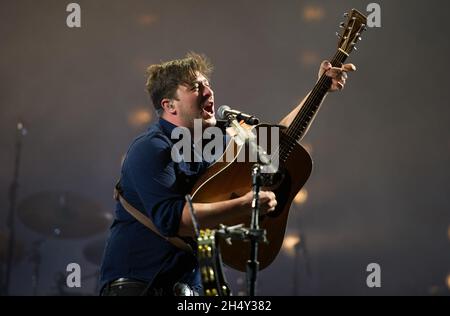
158,117,179,139
157,118,200,150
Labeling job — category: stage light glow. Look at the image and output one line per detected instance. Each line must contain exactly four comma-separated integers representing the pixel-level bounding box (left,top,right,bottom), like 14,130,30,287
137,14,158,26
282,234,301,257
294,189,308,205
303,6,325,21
301,51,320,66
128,108,152,128
447,274,450,290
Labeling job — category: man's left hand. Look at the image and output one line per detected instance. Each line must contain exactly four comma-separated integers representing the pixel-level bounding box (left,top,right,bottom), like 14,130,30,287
318,60,356,92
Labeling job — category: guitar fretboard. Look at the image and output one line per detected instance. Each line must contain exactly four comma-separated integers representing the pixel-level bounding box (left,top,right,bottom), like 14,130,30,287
279,49,349,163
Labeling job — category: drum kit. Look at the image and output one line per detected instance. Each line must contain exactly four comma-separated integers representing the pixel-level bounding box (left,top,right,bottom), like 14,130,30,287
1,191,113,295
0,122,113,295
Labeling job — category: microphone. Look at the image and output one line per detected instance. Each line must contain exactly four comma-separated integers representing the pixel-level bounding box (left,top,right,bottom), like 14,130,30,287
217,105,260,125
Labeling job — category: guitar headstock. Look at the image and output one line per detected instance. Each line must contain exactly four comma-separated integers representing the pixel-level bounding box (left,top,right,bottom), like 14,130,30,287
336,9,367,55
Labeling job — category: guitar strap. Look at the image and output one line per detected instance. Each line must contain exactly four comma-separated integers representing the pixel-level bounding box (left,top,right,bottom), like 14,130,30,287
113,180,193,253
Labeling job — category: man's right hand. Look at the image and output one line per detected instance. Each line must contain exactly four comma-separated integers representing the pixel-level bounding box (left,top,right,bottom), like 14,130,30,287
241,190,277,214
179,190,277,237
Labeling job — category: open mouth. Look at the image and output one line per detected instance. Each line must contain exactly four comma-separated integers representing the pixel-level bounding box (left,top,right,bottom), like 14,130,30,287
202,101,214,117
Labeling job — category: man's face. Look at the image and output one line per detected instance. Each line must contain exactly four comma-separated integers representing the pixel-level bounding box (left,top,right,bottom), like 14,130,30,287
172,72,216,129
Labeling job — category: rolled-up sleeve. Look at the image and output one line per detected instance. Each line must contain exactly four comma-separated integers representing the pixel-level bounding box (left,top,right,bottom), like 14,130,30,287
124,134,185,237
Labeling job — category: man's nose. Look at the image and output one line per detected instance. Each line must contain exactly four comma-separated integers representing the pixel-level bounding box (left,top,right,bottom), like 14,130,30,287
202,84,213,98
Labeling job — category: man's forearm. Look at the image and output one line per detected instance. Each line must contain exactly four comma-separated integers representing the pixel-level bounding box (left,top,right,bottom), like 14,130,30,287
278,91,330,128
178,197,248,237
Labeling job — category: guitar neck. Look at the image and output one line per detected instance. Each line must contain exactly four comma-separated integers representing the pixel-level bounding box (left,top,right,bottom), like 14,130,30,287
280,49,349,162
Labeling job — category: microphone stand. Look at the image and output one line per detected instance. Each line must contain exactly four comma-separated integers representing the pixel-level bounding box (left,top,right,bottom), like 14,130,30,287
246,164,267,296
3,122,27,296
221,113,270,296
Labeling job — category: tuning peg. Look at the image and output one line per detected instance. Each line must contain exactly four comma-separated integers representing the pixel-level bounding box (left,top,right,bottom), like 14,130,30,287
336,32,342,38
343,12,349,18
353,46,358,51
339,22,346,28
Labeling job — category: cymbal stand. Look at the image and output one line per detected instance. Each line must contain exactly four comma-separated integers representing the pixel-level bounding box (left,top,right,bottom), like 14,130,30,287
3,122,27,295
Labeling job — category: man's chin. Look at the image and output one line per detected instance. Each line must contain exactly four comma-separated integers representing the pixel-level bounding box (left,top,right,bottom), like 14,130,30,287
202,117,217,128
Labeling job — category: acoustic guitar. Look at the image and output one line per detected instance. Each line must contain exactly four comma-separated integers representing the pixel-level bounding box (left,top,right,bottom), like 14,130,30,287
191,9,368,272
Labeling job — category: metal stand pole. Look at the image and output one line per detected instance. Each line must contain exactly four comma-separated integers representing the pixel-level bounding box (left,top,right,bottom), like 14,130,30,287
3,122,27,295
246,164,266,297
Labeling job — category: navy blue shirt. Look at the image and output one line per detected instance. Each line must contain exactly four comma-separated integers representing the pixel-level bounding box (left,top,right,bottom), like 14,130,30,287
100,118,218,292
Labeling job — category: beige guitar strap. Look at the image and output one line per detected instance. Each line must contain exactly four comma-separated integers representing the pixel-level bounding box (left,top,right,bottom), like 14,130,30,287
113,185,193,253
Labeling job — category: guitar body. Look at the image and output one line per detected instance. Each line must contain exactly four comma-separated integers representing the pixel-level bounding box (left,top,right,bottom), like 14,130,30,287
191,124,313,271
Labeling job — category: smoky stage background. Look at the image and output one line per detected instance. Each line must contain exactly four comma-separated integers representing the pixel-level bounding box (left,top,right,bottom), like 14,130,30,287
1,0,449,295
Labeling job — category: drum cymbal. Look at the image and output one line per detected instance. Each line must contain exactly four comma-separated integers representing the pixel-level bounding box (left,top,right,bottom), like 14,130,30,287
18,191,112,239
83,239,106,266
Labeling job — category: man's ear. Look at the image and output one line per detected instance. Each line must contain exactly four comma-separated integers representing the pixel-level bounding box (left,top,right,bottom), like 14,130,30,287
161,98,176,114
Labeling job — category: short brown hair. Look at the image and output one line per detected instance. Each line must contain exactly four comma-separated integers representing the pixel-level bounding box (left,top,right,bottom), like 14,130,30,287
145,52,213,112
